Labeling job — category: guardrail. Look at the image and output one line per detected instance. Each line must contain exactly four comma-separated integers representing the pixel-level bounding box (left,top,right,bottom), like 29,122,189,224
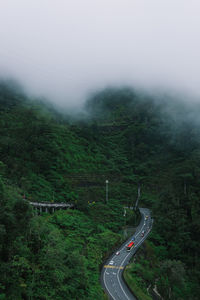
29,201,74,214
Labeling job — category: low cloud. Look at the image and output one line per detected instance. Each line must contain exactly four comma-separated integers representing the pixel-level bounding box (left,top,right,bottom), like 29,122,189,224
0,0,200,108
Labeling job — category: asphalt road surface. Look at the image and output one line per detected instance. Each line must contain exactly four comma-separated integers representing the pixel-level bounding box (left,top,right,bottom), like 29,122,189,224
101,208,152,300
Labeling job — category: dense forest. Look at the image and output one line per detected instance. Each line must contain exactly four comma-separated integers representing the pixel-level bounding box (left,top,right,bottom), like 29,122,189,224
0,80,199,299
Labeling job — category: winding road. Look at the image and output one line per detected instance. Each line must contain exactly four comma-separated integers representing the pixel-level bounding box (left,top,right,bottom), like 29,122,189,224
101,208,152,300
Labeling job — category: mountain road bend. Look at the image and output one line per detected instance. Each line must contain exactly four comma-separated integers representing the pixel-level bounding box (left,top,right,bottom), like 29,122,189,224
101,208,152,300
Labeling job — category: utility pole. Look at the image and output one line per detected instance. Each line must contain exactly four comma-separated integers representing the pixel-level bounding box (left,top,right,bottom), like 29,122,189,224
105,180,109,204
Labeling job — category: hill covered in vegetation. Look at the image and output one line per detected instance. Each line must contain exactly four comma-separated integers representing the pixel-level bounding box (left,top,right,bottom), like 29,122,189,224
0,81,199,299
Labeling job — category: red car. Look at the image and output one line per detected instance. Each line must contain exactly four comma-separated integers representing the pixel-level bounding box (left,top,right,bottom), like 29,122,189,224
126,241,134,251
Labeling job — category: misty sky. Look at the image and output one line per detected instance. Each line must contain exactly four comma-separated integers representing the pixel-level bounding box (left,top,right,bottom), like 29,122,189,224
0,0,200,108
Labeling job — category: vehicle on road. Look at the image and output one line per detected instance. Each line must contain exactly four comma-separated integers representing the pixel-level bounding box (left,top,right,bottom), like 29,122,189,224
126,241,134,251
101,208,151,300
145,215,148,220
116,251,120,255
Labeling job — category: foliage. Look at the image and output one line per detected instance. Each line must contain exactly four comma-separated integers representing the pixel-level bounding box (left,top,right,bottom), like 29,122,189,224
0,82,200,299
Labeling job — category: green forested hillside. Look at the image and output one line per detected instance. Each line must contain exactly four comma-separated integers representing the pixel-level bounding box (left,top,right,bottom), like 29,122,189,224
0,82,199,299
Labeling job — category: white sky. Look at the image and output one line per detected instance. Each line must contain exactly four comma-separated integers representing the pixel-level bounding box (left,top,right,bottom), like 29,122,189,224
0,0,200,108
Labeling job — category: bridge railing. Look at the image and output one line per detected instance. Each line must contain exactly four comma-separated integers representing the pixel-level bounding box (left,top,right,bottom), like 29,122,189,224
28,201,74,214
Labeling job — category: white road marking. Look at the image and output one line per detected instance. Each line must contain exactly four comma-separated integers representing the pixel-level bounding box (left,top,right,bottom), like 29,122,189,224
103,270,117,300
116,211,147,300
117,252,131,299
103,210,151,300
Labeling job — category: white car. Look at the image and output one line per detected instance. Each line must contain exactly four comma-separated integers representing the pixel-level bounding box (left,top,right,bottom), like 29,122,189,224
109,260,114,265
116,251,120,256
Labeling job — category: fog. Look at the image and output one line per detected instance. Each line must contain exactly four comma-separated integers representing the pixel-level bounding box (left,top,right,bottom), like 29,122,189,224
0,0,200,109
